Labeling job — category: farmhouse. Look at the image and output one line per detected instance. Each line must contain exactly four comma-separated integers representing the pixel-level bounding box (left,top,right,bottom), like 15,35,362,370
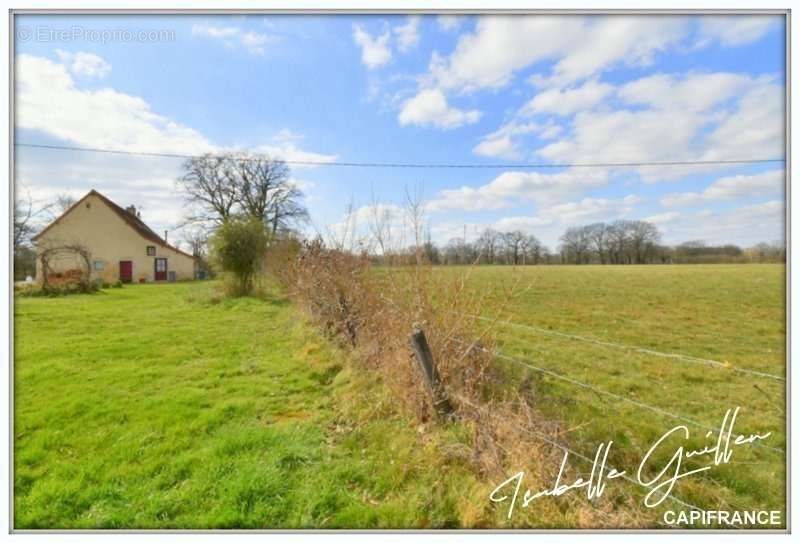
33,189,196,284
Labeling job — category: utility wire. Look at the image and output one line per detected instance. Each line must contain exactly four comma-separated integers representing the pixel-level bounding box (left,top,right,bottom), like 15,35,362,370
14,142,786,169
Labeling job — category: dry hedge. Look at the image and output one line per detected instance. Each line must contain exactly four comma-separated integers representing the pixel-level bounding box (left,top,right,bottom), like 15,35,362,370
265,238,577,486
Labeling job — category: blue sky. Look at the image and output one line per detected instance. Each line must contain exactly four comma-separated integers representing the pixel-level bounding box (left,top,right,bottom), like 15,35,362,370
14,14,786,250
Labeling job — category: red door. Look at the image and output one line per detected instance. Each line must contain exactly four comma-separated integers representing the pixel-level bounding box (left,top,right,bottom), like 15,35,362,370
119,261,133,283
154,258,167,281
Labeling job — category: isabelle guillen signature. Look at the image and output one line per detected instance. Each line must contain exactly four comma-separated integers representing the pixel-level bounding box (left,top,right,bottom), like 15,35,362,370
489,407,772,519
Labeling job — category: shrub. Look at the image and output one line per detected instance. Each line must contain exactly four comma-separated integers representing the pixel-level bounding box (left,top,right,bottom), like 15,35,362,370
113,280,123,288
269,234,556,480
18,280,100,297
211,217,270,296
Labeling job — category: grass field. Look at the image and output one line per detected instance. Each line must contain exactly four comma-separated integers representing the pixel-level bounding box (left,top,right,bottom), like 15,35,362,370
14,282,490,529
14,264,787,528
453,264,786,519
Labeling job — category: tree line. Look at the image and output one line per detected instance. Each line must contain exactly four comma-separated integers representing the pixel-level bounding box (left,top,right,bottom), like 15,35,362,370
397,220,784,266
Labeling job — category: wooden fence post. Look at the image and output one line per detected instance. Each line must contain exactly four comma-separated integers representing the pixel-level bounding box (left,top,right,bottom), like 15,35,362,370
410,328,454,418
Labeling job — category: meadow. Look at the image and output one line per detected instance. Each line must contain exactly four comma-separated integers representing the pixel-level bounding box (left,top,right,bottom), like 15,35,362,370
450,263,786,519
13,282,489,528
13,263,787,528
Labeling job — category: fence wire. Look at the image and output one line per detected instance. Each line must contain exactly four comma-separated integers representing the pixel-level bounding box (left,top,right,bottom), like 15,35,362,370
463,313,785,382
450,337,783,455
450,391,704,519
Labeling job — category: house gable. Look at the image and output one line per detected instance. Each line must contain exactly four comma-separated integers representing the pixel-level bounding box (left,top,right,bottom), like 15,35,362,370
34,190,194,259
33,190,196,283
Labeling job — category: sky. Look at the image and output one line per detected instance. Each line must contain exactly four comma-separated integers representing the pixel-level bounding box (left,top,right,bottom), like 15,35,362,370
14,14,786,251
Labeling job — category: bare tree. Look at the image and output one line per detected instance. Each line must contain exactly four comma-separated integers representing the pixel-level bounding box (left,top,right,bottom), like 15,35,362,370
267,183,309,235
367,193,396,258
14,193,37,248
607,220,631,264
404,184,427,267
523,234,545,265
476,228,501,264
586,223,610,264
502,230,527,265
560,226,592,264
177,154,239,225
232,154,290,222
45,193,77,220
178,152,309,237
628,220,661,264
444,237,465,265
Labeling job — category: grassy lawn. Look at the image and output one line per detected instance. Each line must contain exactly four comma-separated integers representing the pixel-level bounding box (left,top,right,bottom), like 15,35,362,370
451,264,786,518
14,281,488,529
14,264,787,528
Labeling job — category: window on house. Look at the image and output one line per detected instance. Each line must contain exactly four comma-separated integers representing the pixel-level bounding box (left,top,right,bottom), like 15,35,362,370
93,260,104,271
146,246,156,256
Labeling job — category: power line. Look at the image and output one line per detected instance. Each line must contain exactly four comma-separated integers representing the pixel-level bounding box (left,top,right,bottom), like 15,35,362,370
14,142,786,170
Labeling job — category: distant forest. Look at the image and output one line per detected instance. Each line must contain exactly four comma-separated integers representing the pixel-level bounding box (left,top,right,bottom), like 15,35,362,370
406,220,785,266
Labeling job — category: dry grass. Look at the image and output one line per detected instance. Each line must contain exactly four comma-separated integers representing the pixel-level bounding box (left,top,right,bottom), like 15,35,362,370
268,239,597,508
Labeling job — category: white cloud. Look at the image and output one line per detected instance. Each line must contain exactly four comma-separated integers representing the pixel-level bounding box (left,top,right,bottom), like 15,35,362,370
534,72,783,182
696,16,777,47
16,54,214,155
644,211,681,225
522,79,613,116
192,24,239,39
325,203,410,251
239,31,270,55
472,121,563,159
398,88,481,129
426,168,609,212
429,16,582,93
539,196,637,224
427,16,689,94
701,81,785,162
253,141,338,167
437,15,465,32
660,169,784,207
539,123,563,140
15,53,339,244
538,107,704,166
538,17,688,88
17,54,337,167
658,192,703,208
352,24,391,69
704,170,784,199
394,16,421,53
473,121,541,159
271,128,305,144
617,72,760,112
477,194,638,248
472,135,517,160
192,23,275,55
55,50,110,78
493,215,555,231
402,16,780,140
657,200,784,246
